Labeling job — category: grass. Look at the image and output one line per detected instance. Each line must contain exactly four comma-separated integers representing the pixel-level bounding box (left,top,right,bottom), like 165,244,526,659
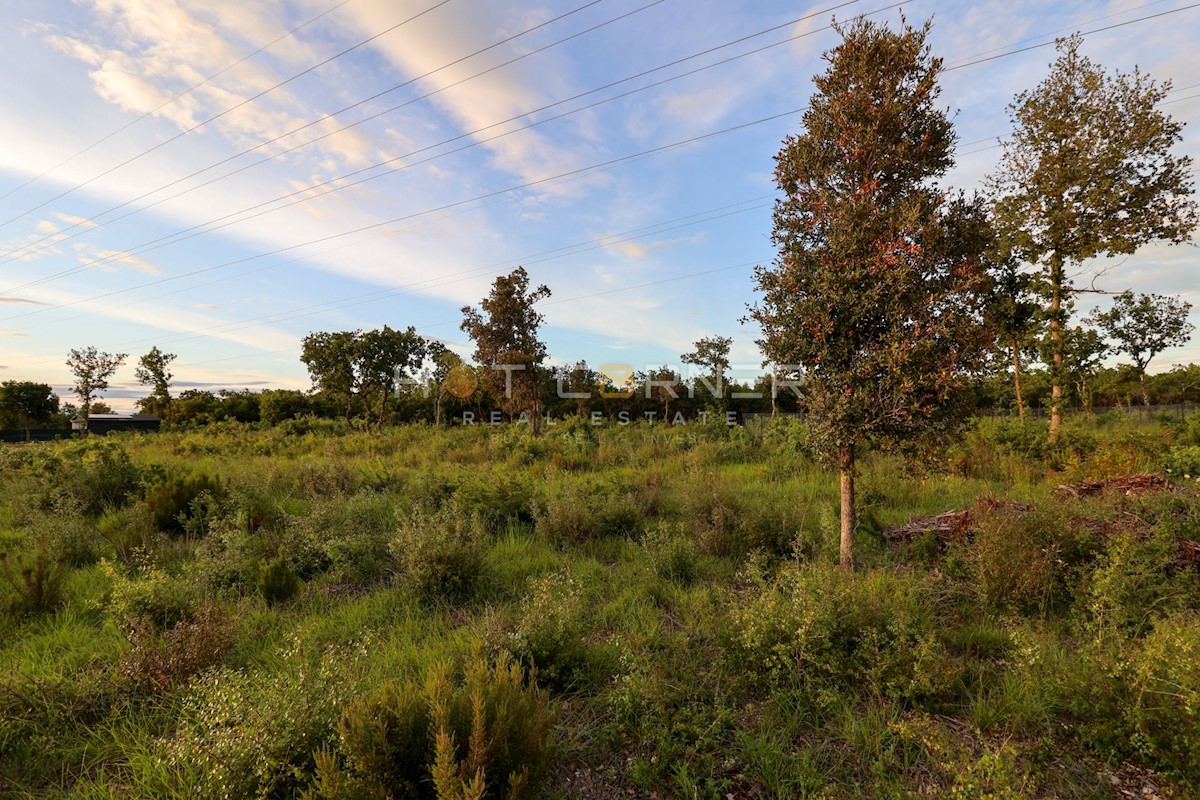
0,413,1198,798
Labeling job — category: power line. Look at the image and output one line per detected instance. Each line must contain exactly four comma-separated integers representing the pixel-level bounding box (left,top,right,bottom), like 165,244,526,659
0,0,631,265
0,0,353,203
944,2,1200,72
0,0,854,274
0,0,877,293
0,109,804,325
0,0,455,231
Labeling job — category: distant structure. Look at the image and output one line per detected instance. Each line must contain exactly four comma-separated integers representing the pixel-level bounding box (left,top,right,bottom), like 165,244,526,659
70,413,161,434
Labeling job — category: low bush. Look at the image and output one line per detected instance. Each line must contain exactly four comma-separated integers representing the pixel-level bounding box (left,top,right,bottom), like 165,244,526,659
392,501,485,604
121,602,236,693
1,537,66,616
730,563,957,702
258,553,303,605
143,471,224,535
308,649,553,800
1123,612,1200,783
947,505,1100,615
642,522,701,584
101,558,198,630
502,571,600,692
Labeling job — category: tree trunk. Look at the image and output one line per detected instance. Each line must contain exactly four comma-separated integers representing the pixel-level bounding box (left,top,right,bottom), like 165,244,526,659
1140,370,1151,408
839,453,856,572
1011,335,1025,421
1048,256,1065,437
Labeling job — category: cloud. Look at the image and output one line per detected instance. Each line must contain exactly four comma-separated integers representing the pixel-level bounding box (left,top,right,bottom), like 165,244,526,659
0,331,29,336
0,296,49,305
194,302,219,309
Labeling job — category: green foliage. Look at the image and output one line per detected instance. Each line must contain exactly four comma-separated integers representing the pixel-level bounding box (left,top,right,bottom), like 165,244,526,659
642,522,700,584
143,471,224,535
1122,612,1200,783
392,501,485,604
258,553,303,605
309,649,553,800
730,563,957,702
1,537,66,615
502,571,603,692
1164,445,1200,483
101,557,198,630
948,505,1099,614
157,639,368,800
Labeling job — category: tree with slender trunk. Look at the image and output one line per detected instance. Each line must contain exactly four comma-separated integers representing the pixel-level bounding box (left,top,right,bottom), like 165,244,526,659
681,336,732,411
749,17,995,571
134,346,176,418
0,381,58,440
988,34,1196,435
461,267,551,434
65,347,127,431
985,261,1042,420
1088,290,1194,407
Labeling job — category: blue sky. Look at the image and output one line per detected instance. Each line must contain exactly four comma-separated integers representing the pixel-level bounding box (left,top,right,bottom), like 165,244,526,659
0,0,1196,410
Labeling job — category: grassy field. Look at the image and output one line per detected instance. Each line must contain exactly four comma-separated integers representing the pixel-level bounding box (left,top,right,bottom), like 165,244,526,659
2,413,1199,799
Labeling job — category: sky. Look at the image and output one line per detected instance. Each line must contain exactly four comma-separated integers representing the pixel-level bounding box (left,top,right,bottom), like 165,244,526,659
0,0,1197,410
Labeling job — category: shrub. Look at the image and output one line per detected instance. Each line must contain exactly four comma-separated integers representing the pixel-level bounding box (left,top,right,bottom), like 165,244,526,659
143,472,224,535
503,572,603,693
642,522,701,584
258,553,302,605
1163,444,1200,484
391,502,485,604
1122,612,1200,783
53,438,146,515
121,602,235,693
730,563,957,702
948,505,1100,615
0,537,66,616
101,558,198,630
1084,529,1200,640
157,639,368,800
308,649,553,800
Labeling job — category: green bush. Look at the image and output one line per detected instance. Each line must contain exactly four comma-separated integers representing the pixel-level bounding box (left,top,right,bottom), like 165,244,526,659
503,571,600,692
730,563,957,702
948,505,1100,615
391,501,485,604
1084,529,1200,640
308,649,553,800
143,472,224,535
0,537,66,616
258,553,302,605
157,639,368,800
1123,612,1200,783
1163,444,1200,483
55,439,147,515
101,558,198,630
642,522,701,584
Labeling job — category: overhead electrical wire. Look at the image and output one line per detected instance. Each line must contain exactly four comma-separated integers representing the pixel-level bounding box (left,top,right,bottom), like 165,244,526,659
5,0,1199,374
0,0,856,272
0,0,456,230
0,0,353,203
0,0,880,293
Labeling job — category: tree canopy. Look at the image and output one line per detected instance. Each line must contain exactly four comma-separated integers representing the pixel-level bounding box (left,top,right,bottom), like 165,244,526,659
749,17,995,569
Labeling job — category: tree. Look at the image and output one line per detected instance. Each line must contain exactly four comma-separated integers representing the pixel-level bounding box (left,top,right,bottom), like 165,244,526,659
357,326,428,430
1088,290,1194,407
460,268,552,432
748,17,995,570
0,381,59,440
1060,325,1110,411
134,346,176,417
301,330,361,424
65,347,127,430
681,335,732,409
988,34,1197,434
985,260,1042,419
